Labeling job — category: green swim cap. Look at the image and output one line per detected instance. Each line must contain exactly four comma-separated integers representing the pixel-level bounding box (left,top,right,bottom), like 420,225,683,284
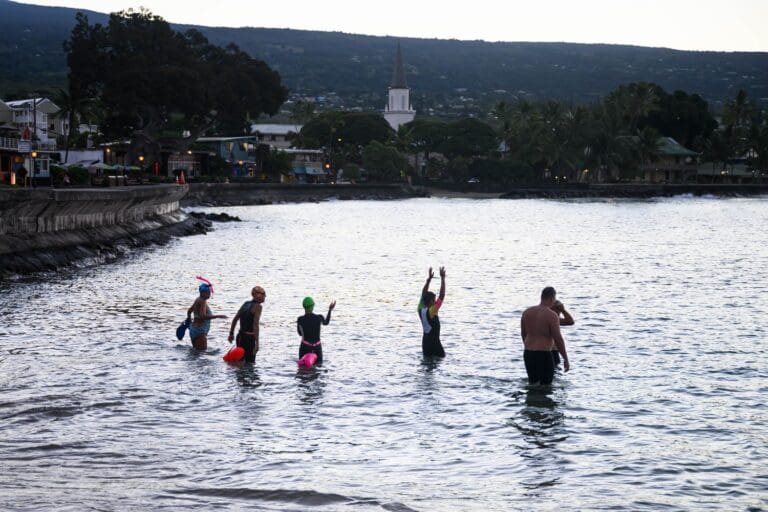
302,296,315,309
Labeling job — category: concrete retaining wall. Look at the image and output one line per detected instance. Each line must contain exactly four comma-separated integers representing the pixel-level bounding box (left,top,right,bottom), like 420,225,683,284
0,185,187,237
0,184,200,275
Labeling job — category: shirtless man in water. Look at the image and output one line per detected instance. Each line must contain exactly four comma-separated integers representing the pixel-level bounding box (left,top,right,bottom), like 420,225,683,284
521,286,570,385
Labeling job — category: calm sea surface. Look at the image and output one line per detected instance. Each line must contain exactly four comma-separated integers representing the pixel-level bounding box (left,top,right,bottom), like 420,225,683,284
1,197,767,511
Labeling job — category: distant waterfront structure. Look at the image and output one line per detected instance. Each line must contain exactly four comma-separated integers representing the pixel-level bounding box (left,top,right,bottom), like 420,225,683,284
383,43,416,131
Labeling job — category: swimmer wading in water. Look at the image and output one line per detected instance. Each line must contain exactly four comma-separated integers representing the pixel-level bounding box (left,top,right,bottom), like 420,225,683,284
297,296,335,365
186,278,227,350
418,266,446,358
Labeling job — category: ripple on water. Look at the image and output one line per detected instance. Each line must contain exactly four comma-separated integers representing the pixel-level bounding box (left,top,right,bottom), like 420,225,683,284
1,198,768,511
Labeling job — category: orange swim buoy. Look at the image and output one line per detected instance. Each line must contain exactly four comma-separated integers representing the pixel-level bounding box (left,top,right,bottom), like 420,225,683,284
223,346,245,362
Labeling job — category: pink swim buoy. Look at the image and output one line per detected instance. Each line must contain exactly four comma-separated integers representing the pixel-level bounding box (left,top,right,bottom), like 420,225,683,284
298,352,318,369
223,346,245,362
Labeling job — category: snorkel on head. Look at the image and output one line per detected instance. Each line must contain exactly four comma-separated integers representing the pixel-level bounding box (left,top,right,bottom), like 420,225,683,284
302,296,315,310
196,276,214,296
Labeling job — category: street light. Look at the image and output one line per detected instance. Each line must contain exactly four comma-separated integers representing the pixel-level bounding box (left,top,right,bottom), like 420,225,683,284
138,155,145,184
31,150,38,188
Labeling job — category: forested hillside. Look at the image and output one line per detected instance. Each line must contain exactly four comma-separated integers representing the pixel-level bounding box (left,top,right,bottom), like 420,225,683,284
1,0,766,115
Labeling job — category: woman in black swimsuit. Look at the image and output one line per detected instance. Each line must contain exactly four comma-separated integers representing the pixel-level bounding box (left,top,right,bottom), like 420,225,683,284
297,296,335,365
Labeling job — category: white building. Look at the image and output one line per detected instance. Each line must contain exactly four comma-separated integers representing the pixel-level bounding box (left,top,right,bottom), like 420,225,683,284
250,123,302,149
383,43,416,131
5,98,63,149
0,98,62,182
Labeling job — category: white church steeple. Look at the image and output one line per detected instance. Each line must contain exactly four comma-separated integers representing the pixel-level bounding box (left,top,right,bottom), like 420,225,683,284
384,42,416,131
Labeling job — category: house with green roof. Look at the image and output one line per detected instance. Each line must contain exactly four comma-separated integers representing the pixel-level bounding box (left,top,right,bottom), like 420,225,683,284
641,137,699,183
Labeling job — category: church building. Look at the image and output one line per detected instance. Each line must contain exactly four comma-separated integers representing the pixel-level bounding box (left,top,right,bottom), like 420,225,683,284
383,43,416,131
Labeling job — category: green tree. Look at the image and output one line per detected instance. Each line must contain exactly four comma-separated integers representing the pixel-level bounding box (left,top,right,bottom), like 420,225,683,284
361,141,409,182
339,112,393,148
641,87,717,150
290,99,316,125
262,148,294,181
441,118,498,160
64,9,287,165
288,99,316,147
299,111,345,149
605,82,660,134
702,129,734,180
52,87,93,163
403,119,449,174
634,127,662,181
342,163,361,182
746,110,768,181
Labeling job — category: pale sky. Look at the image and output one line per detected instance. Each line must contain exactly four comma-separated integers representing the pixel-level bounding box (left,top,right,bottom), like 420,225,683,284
18,0,768,52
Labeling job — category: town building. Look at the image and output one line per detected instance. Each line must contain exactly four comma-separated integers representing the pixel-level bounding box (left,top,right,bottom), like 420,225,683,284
194,136,259,177
250,123,301,149
0,98,62,185
641,137,699,183
383,43,416,131
283,148,326,183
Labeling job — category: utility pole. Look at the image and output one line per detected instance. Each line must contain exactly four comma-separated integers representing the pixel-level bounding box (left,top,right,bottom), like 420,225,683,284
30,97,38,188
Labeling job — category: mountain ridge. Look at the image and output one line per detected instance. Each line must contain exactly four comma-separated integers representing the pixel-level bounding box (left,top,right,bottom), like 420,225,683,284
2,0,767,114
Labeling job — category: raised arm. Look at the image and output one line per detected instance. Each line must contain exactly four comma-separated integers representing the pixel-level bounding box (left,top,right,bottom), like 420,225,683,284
550,314,569,372
323,300,336,325
560,308,575,326
438,266,446,302
553,300,575,326
421,267,434,301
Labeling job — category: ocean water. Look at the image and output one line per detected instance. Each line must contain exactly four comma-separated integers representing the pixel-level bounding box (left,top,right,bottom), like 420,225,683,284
1,196,767,511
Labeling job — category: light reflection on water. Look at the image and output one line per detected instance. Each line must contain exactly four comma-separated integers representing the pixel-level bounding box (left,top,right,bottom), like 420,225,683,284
1,196,767,511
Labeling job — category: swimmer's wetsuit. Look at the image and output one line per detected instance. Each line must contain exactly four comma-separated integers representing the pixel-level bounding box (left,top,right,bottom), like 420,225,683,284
418,297,445,357
297,312,331,365
236,300,258,363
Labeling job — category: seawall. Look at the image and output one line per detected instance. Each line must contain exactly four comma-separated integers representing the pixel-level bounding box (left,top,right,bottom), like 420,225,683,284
0,185,208,276
492,183,768,198
183,183,424,206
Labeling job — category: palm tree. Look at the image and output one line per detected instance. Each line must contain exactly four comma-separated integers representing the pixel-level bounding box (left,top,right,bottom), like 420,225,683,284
723,89,753,129
53,88,91,164
604,82,660,135
746,114,768,182
288,100,316,148
589,100,627,181
702,129,734,182
395,123,418,178
493,101,514,151
635,127,662,181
